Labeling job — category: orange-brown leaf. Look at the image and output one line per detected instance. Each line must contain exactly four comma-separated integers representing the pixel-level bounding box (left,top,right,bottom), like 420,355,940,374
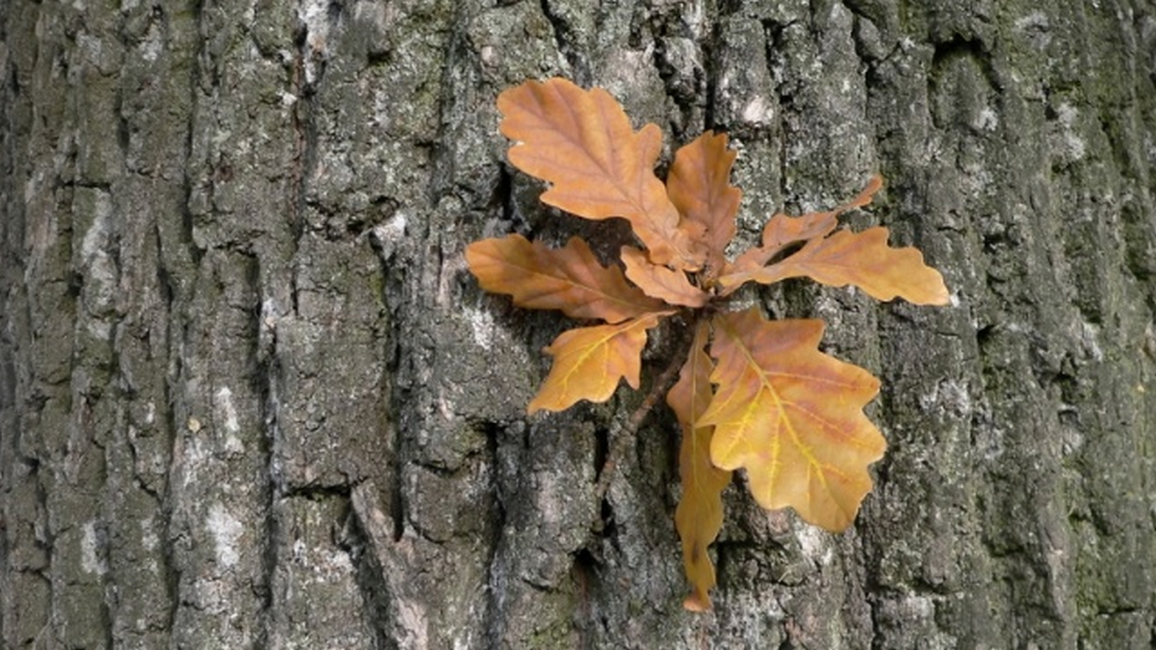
620,246,710,308
465,235,665,323
699,308,885,531
723,175,885,290
667,132,741,274
728,212,839,275
527,312,672,414
668,321,731,611
497,78,704,270
724,227,950,305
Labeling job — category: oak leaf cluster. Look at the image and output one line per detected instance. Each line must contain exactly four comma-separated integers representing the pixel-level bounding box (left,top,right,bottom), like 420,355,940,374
465,78,949,610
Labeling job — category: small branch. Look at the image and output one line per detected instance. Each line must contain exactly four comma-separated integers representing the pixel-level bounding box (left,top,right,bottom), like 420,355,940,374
592,313,700,515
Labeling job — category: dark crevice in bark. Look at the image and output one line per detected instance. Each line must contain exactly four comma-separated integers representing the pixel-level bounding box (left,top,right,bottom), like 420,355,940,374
592,426,609,485
99,525,115,650
864,585,889,649
290,15,314,256
177,0,206,271
841,0,886,28
280,483,353,500
366,209,406,547
368,207,407,547
760,18,797,176
480,421,507,648
113,88,130,168
570,547,603,649
930,36,993,78
254,264,279,650
493,165,530,236
704,9,728,131
343,505,398,650
648,10,704,137
596,498,619,552
539,0,591,84
158,293,182,638
255,498,278,650
34,455,54,644
388,444,406,543
927,35,999,129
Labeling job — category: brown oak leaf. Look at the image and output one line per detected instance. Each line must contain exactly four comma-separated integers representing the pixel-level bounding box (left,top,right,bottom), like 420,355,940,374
721,226,950,305
667,132,741,277
725,175,883,285
620,246,709,308
498,78,705,270
465,234,665,323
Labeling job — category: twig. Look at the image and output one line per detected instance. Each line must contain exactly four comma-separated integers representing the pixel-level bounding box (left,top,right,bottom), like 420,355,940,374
592,313,700,511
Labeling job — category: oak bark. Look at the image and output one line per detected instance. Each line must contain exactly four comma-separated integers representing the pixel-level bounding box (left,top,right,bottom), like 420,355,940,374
3,0,1155,648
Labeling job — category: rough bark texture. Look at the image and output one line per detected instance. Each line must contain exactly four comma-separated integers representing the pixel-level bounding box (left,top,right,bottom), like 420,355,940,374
2,0,1155,648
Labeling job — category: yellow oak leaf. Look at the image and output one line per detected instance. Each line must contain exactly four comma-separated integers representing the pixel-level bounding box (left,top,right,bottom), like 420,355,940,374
700,308,886,531
527,312,672,414
667,321,731,611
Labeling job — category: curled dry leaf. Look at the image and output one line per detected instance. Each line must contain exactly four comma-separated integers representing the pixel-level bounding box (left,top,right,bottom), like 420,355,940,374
722,226,951,305
465,234,665,323
725,175,884,284
668,321,731,611
620,246,710,308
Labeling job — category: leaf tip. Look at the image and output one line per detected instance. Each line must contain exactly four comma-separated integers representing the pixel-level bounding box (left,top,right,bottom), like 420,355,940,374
526,382,557,415
907,268,952,306
682,591,713,612
928,289,952,306
928,274,952,305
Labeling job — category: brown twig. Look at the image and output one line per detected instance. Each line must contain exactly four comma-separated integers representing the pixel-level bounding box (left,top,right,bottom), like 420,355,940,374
592,312,701,513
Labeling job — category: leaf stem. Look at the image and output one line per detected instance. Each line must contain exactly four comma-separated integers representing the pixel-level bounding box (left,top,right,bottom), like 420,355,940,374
593,311,700,516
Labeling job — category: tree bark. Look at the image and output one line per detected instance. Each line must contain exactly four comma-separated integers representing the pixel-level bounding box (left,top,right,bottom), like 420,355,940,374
3,0,1155,648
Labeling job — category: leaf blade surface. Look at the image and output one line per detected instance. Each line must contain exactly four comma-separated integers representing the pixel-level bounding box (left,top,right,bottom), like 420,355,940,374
668,321,731,611
722,175,885,290
666,132,740,274
700,308,886,531
527,312,671,414
730,227,950,304
465,234,665,323
497,78,704,270
620,246,709,308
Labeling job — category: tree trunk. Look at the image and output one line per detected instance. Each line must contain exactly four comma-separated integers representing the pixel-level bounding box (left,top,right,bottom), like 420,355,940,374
3,0,1155,648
